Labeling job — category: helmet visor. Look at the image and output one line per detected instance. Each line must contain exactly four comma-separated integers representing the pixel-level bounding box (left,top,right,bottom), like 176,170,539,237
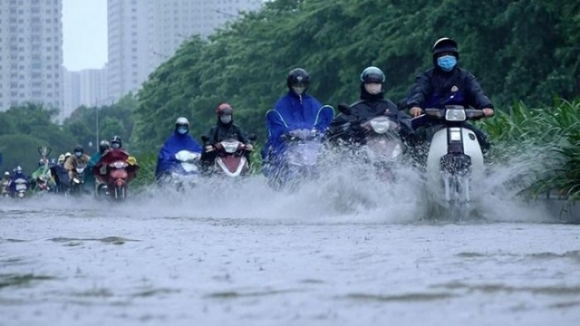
363,73,384,83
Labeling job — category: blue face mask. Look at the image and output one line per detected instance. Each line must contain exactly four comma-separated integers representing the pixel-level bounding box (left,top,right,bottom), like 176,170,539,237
74,151,83,158
177,127,188,135
437,55,457,72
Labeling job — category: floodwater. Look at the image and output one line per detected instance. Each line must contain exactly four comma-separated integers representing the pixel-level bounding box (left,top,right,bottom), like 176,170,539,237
1,163,579,326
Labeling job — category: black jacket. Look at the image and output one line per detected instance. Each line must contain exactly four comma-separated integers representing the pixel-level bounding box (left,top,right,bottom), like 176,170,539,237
203,120,250,146
327,84,413,144
406,67,493,110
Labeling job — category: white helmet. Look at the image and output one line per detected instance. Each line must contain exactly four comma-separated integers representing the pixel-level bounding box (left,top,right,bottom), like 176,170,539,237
175,117,189,126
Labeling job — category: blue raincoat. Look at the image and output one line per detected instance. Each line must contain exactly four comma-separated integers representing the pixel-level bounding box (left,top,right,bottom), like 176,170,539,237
261,91,334,176
155,131,202,180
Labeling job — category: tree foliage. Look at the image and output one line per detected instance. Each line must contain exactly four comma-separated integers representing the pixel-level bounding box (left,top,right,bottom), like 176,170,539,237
132,0,580,152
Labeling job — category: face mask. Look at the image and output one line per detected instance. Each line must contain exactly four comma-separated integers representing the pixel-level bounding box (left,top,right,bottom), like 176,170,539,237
437,55,457,72
364,83,382,95
112,143,120,149
292,86,305,95
220,115,232,124
177,126,188,134
74,151,82,158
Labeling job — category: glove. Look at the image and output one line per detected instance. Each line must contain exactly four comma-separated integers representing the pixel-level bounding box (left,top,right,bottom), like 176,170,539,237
245,144,254,151
338,103,351,115
205,145,214,152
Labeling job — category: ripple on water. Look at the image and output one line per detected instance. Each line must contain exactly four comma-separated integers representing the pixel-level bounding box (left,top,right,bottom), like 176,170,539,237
343,292,457,302
0,273,56,289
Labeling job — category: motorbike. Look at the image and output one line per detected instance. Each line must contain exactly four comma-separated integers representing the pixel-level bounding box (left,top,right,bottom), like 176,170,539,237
265,129,324,190
413,105,487,217
329,105,406,181
32,146,55,193
1,181,10,197
93,149,139,201
201,135,254,178
158,150,200,190
68,161,87,195
11,177,29,198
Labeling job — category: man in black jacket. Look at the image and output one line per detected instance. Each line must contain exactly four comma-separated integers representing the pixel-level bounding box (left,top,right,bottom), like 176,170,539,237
200,103,253,170
406,37,494,151
326,66,413,145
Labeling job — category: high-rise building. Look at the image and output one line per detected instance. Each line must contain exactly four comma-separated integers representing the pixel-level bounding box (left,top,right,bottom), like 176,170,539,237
107,0,263,101
0,0,63,111
62,67,108,121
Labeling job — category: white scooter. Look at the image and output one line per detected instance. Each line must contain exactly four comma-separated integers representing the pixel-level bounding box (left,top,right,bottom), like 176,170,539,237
420,105,486,216
213,139,251,177
160,150,200,190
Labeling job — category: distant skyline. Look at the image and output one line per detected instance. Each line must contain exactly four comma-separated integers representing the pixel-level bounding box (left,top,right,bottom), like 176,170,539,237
62,0,107,71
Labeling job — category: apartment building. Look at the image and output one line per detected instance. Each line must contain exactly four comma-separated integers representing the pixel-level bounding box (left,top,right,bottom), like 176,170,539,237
62,67,108,121
0,0,63,111
107,0,263,101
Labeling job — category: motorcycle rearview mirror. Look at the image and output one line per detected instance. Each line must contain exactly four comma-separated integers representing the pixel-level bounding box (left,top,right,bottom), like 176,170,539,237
337,103,352,115
38,146,52,157
248,134,257,142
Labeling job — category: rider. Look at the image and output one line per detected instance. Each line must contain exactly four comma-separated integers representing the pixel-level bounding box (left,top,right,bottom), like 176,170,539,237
406,37,494,151
31,157,54,191
64,145,91,181
88,140,110,192
326,66,413,145
261,67,334,176
201,103,253,170
155,117,202,181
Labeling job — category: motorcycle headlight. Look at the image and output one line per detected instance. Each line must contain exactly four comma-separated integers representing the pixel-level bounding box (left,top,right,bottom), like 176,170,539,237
110,161,128,169
369,118,391,134
445,108,466,122
222,141,239,153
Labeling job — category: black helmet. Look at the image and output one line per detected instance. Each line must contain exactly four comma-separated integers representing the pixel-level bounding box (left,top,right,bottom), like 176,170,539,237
360,66,385,83
74,145,84,153
432,37,459,59
99,140,110,154
111,135,122,149
286,68,310,89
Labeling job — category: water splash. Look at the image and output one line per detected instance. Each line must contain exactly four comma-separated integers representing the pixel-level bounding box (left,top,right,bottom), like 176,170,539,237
0,143,570,224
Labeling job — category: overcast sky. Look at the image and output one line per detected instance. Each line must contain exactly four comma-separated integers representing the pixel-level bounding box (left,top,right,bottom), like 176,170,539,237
62,0,107,71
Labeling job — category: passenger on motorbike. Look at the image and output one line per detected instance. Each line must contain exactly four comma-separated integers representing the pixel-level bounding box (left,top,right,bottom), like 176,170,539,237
326,66,413,146
155,117,202,181
406,38,494,152
261,67,334,177
201,103,253,171
64,145,90,182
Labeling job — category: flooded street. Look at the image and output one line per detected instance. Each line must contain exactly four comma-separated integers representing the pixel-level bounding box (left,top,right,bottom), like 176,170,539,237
1,174,580,326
